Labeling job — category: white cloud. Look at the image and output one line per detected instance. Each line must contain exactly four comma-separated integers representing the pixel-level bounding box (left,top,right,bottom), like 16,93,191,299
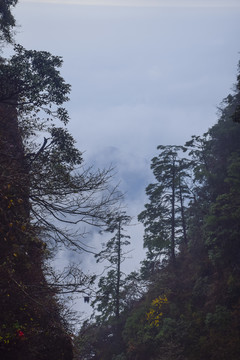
21,0,240,8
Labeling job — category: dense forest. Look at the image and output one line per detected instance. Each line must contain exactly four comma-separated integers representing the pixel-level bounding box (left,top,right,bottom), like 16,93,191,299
1,1,240,360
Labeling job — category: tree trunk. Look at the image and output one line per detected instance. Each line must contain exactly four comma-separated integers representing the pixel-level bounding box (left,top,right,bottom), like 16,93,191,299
116,219,121,320
179,180,187,245
171,162,176,264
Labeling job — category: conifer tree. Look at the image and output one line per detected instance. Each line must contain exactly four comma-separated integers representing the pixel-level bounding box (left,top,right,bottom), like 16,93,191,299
92,212,131,323
138,145,191,271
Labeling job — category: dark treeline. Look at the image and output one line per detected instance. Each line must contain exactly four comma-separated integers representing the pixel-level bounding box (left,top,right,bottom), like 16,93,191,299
74,65,240,360
0,2,75,358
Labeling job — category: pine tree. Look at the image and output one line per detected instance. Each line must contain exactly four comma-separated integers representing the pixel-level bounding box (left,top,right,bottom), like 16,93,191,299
138,145,191,271
92,212,131,323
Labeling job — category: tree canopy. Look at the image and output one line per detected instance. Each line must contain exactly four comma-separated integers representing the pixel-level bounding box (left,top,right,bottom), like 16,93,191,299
0,0,18,43
138,145,191,269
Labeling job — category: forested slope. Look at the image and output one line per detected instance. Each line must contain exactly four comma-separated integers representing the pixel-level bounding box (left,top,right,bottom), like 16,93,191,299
0,4,73,358
75,64,240,360
0,2,117,359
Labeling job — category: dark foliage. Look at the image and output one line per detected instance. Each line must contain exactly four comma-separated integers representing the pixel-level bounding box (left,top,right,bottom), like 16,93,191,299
0,0,18,43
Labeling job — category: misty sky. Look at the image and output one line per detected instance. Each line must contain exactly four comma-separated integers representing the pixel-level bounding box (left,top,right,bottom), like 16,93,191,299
9,0,240,317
